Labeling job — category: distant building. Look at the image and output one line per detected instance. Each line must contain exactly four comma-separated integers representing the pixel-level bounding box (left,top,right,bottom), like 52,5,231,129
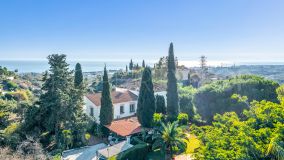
84,88,138,123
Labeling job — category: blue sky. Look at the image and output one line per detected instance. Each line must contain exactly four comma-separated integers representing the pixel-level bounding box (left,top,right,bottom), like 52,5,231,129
0,0,284,62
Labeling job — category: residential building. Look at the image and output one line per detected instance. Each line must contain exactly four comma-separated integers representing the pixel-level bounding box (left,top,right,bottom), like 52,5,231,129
84,89,138,123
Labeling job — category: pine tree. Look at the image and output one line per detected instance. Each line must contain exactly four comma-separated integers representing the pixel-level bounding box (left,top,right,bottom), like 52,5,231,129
99,66,113,125
137,67,156,127
156,95,166,114
74,63,83,88
129,59,133,70
166,43,179,121
142,60,145,68
38,54,87,148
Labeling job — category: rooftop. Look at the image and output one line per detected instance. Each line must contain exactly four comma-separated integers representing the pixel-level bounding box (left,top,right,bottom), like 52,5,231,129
86,90,138,106
105,116,141,137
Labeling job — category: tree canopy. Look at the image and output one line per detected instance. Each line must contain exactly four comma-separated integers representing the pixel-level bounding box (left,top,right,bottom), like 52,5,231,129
191,99,284,160
193,75,279,123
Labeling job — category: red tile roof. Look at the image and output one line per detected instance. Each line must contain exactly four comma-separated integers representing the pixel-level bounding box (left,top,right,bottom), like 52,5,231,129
105,117,141,137
86,90,138,106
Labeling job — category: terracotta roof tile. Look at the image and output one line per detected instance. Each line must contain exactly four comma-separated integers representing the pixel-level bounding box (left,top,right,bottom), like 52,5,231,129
86,90,138,106
105,117,141,136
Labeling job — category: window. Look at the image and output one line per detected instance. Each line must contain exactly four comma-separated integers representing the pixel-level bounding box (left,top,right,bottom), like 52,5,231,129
90,107,94,117
120,105,124,114
130,104,135,113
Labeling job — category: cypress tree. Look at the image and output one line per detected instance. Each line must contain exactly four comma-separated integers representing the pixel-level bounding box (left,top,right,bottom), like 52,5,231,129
156,95,166,114
74,63,83,88
142,60,145,68
137,67,156,128
126,65,128,73
129,59,133,70
99,66,113,125
166,43,179,121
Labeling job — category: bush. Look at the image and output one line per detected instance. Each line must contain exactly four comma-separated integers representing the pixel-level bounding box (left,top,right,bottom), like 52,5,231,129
116,143,150,160
178,86,196,122
153,113,163,125
177,113,188,125
6,81,18,91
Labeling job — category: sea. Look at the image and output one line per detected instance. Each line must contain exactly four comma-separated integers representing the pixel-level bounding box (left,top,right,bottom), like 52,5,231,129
0,60,284,73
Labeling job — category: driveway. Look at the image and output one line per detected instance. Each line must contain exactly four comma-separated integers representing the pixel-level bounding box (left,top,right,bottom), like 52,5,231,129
62,143,107,160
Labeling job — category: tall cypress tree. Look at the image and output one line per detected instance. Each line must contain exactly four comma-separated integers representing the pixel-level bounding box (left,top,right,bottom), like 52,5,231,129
129,59,133,70
137,67,156,128
99,66,113,125
142,60,146,68
166,43,179,121
156,95,166,114
74,63,83,88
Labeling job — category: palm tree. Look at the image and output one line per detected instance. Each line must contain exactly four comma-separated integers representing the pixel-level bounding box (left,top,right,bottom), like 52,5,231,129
153,121,186,159
266,136,284,160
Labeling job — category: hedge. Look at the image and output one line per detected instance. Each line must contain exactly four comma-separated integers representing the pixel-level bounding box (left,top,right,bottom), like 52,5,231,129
116,143,150,160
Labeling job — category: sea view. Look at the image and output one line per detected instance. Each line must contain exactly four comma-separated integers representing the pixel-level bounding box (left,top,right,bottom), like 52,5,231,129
1,60,284,73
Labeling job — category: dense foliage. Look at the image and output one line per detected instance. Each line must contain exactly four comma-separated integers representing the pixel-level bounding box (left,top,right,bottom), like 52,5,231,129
115,143,150,160
137,67,156,128
178,86,196,122
193,75,279,123
23,54,90,150
191,99,284,160
166,43,179,121
155,95,166,114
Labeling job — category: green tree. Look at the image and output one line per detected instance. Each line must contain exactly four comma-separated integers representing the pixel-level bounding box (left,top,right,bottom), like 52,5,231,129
35,54,88,149
129,59,134,71
137,67,156,128
142,60,145,68
153,121,186,159
99,66,113,125
74,63,83,88
125,65,128,73
276,84,284,101
191,99,284,160
193,75,279,123
166,43,179,121
155,95,166,114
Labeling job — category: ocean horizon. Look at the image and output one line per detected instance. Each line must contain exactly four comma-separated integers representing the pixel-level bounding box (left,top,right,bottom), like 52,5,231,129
0,60,284,73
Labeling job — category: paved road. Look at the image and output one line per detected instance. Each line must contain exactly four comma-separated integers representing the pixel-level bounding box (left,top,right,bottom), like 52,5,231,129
62,143,107,160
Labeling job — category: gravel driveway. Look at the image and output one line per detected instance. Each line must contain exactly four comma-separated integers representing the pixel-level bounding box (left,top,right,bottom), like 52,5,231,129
62,143,107,160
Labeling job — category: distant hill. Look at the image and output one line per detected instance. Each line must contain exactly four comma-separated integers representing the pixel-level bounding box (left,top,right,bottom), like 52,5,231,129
209,65,284,84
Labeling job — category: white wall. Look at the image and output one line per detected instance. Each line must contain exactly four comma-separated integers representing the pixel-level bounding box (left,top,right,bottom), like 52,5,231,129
113,101,137,119
84,96,100,123
84,96,137,124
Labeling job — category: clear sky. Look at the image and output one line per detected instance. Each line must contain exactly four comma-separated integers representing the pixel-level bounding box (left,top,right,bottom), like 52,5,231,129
1,0,284,62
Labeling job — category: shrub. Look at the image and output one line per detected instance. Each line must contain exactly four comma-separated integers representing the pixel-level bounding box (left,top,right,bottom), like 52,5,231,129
153,113,163,125
84,133,91,141
6,81,18,91
177,113,188,125
116,143,150,160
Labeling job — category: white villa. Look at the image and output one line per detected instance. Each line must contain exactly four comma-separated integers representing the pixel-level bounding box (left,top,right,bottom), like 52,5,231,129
84,88,138,123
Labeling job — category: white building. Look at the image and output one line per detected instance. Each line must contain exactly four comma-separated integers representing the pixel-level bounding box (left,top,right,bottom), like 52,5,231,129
84,89,138,123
